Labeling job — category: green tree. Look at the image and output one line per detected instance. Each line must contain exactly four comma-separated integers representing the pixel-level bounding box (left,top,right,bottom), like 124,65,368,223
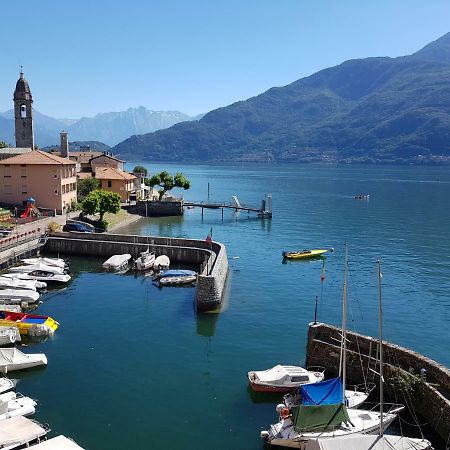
147,171,191,200
77,177,100,201
0,141,9,149
82,190,121,222
133,165,148,177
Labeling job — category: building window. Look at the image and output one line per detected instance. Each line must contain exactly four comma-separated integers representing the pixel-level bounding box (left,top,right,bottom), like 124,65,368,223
62,185,66,194
21,166,27,178
54,188,58,195
21,185,27,194
3,185,12,194
107,180,112,188
4,166,11,178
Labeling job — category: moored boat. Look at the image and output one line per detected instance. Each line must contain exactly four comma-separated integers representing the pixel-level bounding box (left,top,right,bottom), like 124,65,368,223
21,257,67,269
135,249,155,271
3,271,69,284
102,254,132,271
0,289,39,304
0,311,59,337
248,365,325,393
159,275,197,286
0,327,21,346
1,274,47,288
154,255,170,270
0,391,37,420
0,377,15,394
0,416,49,449
8,263,66,275
0,348,47,373
0,276,40,292
282,250,328,260
304,433,433,450
29,434,86,449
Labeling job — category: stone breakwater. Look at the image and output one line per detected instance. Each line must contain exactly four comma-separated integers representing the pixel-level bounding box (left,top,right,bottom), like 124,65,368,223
44,232,229,311
306,322,450,443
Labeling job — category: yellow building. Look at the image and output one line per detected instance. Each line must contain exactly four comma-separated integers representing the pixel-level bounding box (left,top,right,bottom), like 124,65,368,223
94,167,136,202
0,150,77,213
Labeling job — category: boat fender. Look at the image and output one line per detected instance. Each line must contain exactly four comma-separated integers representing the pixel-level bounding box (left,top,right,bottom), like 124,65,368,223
275,404,285,413
280,407,290,419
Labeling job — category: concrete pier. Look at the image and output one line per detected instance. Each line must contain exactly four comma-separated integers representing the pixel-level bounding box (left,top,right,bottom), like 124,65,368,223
43,232,229,311
306,322,450,443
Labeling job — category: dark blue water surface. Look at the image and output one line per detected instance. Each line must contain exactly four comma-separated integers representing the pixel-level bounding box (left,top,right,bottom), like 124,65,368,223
13,163,450,449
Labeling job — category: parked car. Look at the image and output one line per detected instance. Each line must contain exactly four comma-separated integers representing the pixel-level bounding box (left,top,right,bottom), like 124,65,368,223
62,222,95,233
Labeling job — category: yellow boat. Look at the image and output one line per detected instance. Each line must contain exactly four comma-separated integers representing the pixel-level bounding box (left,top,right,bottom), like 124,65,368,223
0,311,59,337
282,249,328,260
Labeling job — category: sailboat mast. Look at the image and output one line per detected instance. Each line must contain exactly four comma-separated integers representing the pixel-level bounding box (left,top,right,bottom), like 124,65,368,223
340,244,348,403
377,259,384,435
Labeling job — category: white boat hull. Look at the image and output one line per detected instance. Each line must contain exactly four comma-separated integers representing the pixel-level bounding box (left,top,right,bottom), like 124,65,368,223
0,348,47,373
0,327,21,346
0,289,39,303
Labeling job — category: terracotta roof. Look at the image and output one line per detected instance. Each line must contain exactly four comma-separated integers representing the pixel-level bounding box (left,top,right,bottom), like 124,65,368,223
94,167,136,181
0,150,75,165
77,172,93,180
91,154,124,163
69,151,103,164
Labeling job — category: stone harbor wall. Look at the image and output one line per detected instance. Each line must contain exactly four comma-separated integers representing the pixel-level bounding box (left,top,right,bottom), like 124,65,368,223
44,232,229,311
305,322,450,442
196,242,229,311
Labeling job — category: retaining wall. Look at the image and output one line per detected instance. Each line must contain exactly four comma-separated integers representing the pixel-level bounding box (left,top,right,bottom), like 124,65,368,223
43,232,229,311
306,322,450,442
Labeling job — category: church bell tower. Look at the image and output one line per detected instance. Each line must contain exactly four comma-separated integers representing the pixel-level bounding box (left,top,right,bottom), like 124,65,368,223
13,70,34,149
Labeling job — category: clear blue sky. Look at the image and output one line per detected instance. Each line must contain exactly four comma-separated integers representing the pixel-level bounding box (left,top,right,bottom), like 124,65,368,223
1,0,449,118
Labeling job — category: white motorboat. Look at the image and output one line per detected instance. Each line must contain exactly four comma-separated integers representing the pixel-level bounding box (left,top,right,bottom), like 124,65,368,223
0,391,36,420
1,274,47,289
0,416,48,449
29,434,85,449
154,255,170,270
21,257,67,269
0,327,21,346
0,276,39,291
8,263,66,275
135,249,155,271
0,348,47,373
248,365,325,393
0,377,15,394
102,254,132,271
0,289,39,304
305,433,433,450
3,271,69,284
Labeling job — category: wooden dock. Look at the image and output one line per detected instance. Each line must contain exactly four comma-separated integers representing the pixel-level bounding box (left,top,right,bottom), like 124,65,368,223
184,194,272,218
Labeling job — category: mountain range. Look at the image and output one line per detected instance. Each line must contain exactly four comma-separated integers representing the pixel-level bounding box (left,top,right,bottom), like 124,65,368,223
113,32,450,164
0,107,200,147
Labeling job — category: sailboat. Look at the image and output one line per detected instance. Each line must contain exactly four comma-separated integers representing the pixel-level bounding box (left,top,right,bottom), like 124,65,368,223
260,249,404,447
281,246,374,410
301,261,434,450
135,205,155,271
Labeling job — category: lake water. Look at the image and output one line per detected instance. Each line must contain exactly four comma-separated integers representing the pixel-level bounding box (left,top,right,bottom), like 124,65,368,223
15,163,450,449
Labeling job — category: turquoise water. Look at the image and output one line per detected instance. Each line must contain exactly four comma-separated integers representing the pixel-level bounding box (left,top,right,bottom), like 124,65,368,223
15,163,450,449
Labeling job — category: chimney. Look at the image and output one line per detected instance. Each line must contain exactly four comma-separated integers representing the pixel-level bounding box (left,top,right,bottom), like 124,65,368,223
60,131,69,158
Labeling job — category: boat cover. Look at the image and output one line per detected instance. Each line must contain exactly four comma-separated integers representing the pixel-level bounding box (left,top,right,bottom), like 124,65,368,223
30,435,85,449
301,377,343,406
0,416,47,445
160,269,196,278
292,404,351,432
305,434,432,450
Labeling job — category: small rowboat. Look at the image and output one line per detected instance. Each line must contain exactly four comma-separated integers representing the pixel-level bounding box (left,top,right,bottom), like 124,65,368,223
0,311,59,337
282,249,327,260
